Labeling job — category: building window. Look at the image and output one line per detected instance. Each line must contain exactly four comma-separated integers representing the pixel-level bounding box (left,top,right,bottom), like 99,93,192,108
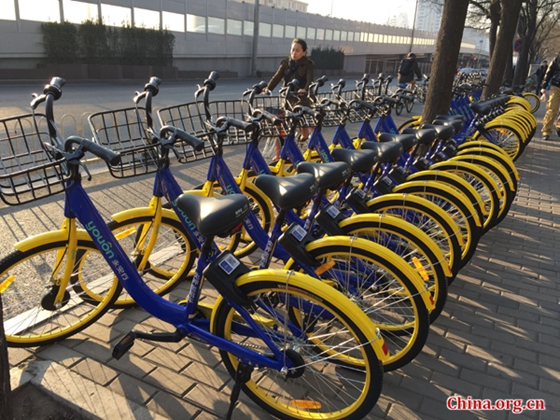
273,23,283,38
296,26,306,38
134,7,159,29
333,30,340,41
162,11,184,32
341,31,347,42
325,29,333,40
62,0,97,24
260,22,271,37
101,3,131,27
307,27,316,40
285,24,295,38
187,14,206,33
227,18,242,36
316,28,325,40
244,20,254,37
208,17,225,34
19,0,60,22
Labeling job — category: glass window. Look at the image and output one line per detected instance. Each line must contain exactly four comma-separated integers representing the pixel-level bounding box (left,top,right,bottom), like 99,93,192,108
360,32,366,42
19,0,60,22
348,32,354,42
285,25,295,38
134,7,159,29
101,3,130,26
62,0,97,24
341,31,347,42
187,14,206,33
316,28,324,40
0,0,16,20
307,27,315,40
208,17,225,34
333,30,340,41
227,18,242,36
260,22,271,37
296,26,306,38
368,33,373,43
162,11,184,32
374,34,379,42
325,29,333,40
244,20,254,36
273,23,283,38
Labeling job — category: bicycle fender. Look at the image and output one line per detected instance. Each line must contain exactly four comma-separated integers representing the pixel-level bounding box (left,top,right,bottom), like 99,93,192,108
338,213,452,277
365,193,464,244
392,181,482,227
210,268,391,363
429,160,503,199
451,155,515,191
457,147,520,181
13,229,94,252
110,207,180,224
303,236,436,312
405,170,487,217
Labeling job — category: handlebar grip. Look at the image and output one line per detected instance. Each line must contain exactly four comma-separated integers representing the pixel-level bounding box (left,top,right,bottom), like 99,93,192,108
254,109,281,125
204,71,220,90
44,77,66,100
162,126,205,151
68,136,121,166
145,77,161,95
297,106,321,119
226,117,254,133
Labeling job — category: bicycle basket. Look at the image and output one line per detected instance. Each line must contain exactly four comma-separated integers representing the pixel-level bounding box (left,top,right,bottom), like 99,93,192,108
0,113,69,205
157,99,250,149
88,106,161,178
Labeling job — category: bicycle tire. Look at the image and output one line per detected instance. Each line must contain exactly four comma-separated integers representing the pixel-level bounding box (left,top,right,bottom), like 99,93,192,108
211,271,385,419
103,215,197,308
395,100,404,116
473,124,525,161
1,239,122,347
392,181,482,266
365,194,463,279
456,146,519,191
287,238,431,371
428,161,501,234
521,92,540,114
338,214,449,324
406,98,414,113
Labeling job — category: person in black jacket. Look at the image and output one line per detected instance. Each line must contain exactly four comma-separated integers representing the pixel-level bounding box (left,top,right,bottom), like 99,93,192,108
540,56,560,140
397,52,422,87
265,38,315,141
535,60,548,94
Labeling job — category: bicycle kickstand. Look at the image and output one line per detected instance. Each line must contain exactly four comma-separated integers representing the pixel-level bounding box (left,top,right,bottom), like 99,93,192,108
226,362,254,420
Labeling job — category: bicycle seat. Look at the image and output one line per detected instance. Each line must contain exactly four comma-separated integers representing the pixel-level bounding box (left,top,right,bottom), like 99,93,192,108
435,115,465,123
176,193,250,238
255,173,318,210
361,141,403,163
377,132,417,152
402,128,437,145
297,161,351,190
421,124,456,140
432,118,463,133
331,148,378,173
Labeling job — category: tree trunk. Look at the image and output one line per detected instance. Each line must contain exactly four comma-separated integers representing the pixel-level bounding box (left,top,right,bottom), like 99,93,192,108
513,0,538,87
422,0,470,123
0,297,13,420
483,0,524,98
488,0,501,61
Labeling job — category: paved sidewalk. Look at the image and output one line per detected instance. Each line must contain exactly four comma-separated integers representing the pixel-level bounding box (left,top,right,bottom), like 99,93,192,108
5,105,560,420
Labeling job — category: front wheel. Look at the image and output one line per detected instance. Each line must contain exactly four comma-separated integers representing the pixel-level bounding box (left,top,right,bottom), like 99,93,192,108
406,98,414,113
211,272,384,420
395,100,404,116
1,239,122,347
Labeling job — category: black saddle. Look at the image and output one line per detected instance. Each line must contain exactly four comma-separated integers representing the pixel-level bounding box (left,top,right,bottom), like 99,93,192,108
176,193,250,238
331,148,378,173
378,132,417,152
361,141,403,163
297,161,351,190
255,173,318,210
402,128,437,145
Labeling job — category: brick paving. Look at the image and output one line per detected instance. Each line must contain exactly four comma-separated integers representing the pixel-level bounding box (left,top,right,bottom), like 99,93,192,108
5,103,560,419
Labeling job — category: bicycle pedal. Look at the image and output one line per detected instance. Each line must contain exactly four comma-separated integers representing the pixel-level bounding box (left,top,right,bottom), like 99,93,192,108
113,332,136,360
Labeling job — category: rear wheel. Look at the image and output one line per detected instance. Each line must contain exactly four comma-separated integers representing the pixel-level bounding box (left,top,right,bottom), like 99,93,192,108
212,274,385,419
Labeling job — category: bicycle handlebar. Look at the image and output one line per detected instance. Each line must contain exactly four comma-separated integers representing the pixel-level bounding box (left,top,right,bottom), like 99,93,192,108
160,126,205,151
216,116,254,133
251,109,282,126
65,136,121,166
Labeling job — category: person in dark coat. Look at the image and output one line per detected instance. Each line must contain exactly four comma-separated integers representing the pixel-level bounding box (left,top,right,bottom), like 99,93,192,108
397,52,422,87
265,38,315,141
535,60,548,94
